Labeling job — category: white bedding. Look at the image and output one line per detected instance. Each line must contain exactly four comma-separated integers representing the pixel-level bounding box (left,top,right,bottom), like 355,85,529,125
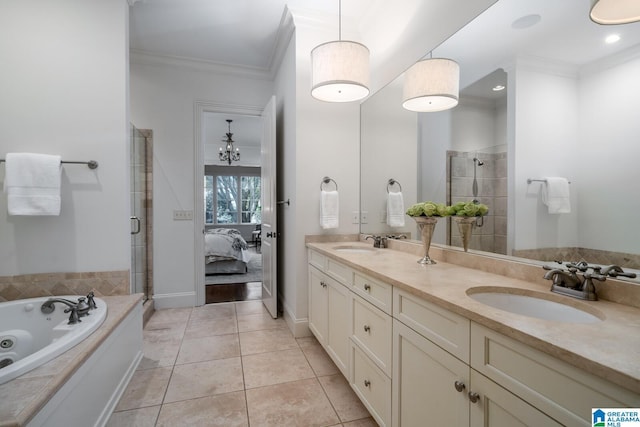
204,228,251,264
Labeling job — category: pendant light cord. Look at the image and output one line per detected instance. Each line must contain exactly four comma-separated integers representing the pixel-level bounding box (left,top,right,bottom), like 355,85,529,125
338,0,342,41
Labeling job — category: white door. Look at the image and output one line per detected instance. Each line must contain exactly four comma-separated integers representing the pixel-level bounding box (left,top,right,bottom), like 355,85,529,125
260,96,277,318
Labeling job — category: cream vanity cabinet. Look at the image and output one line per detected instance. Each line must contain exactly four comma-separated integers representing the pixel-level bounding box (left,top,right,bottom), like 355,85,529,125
393,288,639,427
308,253,351,376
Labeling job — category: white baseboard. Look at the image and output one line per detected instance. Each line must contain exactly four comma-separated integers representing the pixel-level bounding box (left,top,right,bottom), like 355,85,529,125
153,292,196,309
281,299,311,338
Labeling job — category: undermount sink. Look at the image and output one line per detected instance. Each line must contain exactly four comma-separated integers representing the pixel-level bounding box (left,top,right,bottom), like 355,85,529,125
333,245,377,253
466,287,604,323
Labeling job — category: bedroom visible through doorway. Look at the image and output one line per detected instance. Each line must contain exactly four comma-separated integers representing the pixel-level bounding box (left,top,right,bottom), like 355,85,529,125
202,112,263,303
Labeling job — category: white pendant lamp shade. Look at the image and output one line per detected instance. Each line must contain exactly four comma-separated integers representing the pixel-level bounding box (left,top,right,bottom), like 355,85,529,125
590,0,640,24
402,58,460,112
311,40,370,102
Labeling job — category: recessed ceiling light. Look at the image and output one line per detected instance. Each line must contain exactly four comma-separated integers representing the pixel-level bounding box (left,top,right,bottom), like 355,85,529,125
511,14,542,30
492,85,505,92
605,34,621,44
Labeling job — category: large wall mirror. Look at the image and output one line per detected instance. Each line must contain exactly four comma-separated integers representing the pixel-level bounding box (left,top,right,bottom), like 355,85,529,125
360,0,640,282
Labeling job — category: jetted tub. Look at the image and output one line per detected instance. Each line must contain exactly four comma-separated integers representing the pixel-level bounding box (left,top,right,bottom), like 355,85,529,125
0,295,107,384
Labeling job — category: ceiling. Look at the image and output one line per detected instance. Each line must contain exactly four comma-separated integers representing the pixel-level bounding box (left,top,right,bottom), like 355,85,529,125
129,0,372,75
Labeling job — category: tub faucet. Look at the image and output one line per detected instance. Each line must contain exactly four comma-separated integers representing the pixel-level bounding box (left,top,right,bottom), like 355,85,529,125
41,298,82,324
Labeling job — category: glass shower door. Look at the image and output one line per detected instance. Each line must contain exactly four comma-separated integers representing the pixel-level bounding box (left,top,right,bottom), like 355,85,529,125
131,126,149,300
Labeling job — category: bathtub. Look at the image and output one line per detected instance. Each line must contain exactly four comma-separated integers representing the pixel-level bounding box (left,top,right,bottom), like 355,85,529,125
0,295,107,385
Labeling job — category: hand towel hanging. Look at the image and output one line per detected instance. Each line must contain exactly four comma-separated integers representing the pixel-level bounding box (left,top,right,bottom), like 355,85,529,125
320,190,339,229
541,177,570,214
4,153,62,216
387,191,405,227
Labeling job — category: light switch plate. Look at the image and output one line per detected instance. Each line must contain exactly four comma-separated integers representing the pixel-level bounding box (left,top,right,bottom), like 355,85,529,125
173,210,193,220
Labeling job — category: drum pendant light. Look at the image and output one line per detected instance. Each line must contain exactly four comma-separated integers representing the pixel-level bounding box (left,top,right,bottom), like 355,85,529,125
311,0,370,102
590,0,640,24
402,57,460,112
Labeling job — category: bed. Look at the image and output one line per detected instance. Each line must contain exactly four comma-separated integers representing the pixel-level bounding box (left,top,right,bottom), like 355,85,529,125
204,228,251,275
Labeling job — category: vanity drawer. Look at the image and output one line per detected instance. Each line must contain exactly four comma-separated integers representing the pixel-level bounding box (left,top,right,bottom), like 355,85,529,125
471,323,640,426
393,288,470,363
350,342,391,427
326,258,352,286
351,295,392,376
353,272,392,314
308,249,326,270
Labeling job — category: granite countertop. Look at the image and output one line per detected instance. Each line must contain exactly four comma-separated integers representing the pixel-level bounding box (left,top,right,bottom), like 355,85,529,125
0,294,143,427
307,241,640,395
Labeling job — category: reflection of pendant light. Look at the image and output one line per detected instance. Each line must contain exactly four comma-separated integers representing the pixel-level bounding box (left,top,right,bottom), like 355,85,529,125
219,119,240,165
402,57,460,112
311,0,370,102
590,0,640,24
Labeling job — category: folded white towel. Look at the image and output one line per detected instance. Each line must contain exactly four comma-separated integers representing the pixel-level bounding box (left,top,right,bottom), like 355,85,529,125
320,190,339,229
4,153,62,216
387,191,405,227
542,177,570,214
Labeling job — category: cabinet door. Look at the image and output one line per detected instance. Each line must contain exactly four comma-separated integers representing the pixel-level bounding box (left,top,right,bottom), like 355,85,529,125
469,370,562,427
327,279,350,376
308,266,328,344
392,319,469,427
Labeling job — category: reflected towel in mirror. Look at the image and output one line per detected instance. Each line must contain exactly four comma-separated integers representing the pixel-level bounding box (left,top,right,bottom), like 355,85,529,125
387,191,405,227
542,177,570,214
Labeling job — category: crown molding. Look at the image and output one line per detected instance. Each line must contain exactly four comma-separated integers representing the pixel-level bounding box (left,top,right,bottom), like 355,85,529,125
266,6,296,80
579,44,640,78
129,49,272,80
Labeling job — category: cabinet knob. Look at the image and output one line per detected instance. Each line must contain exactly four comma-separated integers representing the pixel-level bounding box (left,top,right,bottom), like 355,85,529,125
364,379,371,388
468,391,480,403
363,325,371,333
454,381,466,392
364,284,371,291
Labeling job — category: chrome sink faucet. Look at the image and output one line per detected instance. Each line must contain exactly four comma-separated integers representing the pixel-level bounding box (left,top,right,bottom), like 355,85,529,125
542,262,636,301
365,235,386,248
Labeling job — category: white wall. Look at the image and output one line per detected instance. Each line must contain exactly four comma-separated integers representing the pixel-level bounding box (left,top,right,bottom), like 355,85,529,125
0,0,130,276
577,54,640,254
512,60,579,251
130,62,273,307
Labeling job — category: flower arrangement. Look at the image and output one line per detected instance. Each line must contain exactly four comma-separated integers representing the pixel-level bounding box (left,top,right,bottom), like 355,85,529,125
406,201,488,217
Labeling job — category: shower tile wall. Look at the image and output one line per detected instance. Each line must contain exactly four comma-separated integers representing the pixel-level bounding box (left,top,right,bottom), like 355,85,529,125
447,151,507,254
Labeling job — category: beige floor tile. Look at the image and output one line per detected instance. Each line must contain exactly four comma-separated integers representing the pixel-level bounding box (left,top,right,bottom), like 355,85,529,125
239,327,298,355
246,377,340,427
164,357,244,403
301,343,340,377
319,374,371,422
156,392,248,427
115,367,172,411
190,302,236,322
185,316,238,338
106,406,160,427
296,335,321,349
237,312,287,332
137,333,182,370
235,300,266,316
176,333,240,365
146,308,192,328
243,348,315,389
343,418,378,427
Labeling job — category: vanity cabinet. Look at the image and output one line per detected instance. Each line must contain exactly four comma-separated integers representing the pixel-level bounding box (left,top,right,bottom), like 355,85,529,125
308,264,350,376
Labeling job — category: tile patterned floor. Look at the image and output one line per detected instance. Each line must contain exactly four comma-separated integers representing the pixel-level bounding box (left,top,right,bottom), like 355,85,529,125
107,300,377,427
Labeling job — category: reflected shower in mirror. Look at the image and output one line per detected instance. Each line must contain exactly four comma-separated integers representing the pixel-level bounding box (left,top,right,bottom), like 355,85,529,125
360,0,640,280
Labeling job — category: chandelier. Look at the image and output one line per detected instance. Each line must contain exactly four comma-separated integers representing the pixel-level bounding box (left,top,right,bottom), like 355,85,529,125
219,119,240,165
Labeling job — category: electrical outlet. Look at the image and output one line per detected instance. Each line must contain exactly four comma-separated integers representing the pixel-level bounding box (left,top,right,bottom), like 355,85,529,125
352,211,360,224
173,210,193,220
360,211,369,224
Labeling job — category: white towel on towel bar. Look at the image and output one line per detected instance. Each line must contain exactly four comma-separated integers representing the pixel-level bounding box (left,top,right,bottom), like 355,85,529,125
387,191,405,227
541,177,570,214
4,153,62,216
320,190,339,229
